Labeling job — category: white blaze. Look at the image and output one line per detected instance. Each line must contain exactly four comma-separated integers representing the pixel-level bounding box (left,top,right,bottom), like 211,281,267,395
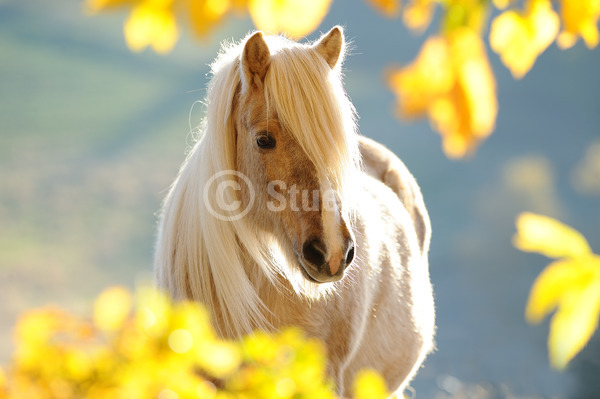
319,175,344,274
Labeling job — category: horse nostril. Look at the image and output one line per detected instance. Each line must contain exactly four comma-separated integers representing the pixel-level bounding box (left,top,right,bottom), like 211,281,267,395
345,242,355,266
302,238,327,267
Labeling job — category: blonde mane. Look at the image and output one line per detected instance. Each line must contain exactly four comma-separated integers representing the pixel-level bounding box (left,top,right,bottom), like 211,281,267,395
265,38,359,195
154,32,359,338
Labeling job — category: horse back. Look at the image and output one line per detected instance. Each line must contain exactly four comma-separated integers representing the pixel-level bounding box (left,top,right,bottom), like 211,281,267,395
358,136,431,256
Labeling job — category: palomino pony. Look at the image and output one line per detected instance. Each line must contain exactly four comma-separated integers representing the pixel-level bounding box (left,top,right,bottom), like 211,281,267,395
155,27,435,396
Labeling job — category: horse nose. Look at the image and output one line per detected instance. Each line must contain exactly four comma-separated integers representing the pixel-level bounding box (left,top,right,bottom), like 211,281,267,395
344,240,355,266
302,238,327,268
301,237,355,282
329,239,354,275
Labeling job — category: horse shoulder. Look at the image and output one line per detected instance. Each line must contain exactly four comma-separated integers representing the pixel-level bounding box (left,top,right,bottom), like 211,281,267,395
358,135,431,256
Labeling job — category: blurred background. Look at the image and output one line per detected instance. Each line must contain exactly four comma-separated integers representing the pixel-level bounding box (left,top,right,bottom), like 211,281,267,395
1,0,599,397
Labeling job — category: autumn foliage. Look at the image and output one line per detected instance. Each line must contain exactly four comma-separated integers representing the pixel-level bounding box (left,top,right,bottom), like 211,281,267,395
0,287,389,399
387,29,497,159
514,213,600,370
83,0,599,159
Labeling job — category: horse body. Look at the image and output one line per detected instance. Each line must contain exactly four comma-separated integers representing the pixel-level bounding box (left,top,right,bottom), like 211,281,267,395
155,27,435,397
250,136,434,394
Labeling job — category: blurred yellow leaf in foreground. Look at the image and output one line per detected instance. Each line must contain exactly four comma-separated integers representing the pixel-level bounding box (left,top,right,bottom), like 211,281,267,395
94,285,133,332
492,0,516,10
82,0,600,160
403,0,437,32
388,28,497,158
187,0,243,37
85,0,139,12
248,0,333,37
557,0,600,49
514,212,591,258
366,0,401,17
353,369,388,399
0,286,391,398
85,0,332,51
515,212,600,369
124,1,178,53
490,0,559,79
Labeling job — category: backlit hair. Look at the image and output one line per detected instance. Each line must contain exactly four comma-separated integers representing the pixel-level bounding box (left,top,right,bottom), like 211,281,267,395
154,32,359,338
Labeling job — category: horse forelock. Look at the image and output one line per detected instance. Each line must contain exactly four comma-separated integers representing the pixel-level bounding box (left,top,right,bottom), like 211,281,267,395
264,43,360,201
209,33,359,195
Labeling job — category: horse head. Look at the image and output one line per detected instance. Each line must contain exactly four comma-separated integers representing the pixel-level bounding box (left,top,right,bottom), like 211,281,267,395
233,27,357,283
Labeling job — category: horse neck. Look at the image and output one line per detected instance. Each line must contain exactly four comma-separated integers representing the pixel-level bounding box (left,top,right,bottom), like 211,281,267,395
240,250,314,331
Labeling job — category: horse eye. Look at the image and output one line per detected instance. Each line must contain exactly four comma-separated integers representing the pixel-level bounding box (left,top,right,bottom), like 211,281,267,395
256,133,276,149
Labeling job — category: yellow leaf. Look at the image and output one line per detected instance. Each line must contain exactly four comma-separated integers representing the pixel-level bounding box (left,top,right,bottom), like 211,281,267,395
275,377,297,397
231,0,250,11
388,30,497,159
15,308,70,345
135,286,172,335
187,0,233,37
366,0,401,17
556,0,600,49
170,301,215,342
441,0,488,34
525,258,597,323
14,308,74,370
124,2,178,54
158,389,179,399
84,0,139,13
64,349,94,381
453,32,498,139
94,286,133,332
248,0,333,37
353,369,389,399
514,212,591,259
490,0,559,79
492,0,516,10
197,340,242,377
168,329,194,353
548,277,600,369
388,36,454,119
403,0,436,32
388,36,454,118
196,380,218,399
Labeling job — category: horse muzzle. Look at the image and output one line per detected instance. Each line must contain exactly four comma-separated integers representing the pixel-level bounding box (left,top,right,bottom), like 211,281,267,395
298,237,355,283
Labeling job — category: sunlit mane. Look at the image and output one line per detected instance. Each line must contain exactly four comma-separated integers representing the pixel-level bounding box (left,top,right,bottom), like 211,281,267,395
155,32,359,338
265,37,360,196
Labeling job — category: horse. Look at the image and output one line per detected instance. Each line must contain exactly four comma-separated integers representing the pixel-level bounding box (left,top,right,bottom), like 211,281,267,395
154,26,435,397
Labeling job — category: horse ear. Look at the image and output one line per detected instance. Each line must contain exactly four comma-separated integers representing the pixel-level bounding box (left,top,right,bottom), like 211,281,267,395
314,26,344,69
241,31,271,90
